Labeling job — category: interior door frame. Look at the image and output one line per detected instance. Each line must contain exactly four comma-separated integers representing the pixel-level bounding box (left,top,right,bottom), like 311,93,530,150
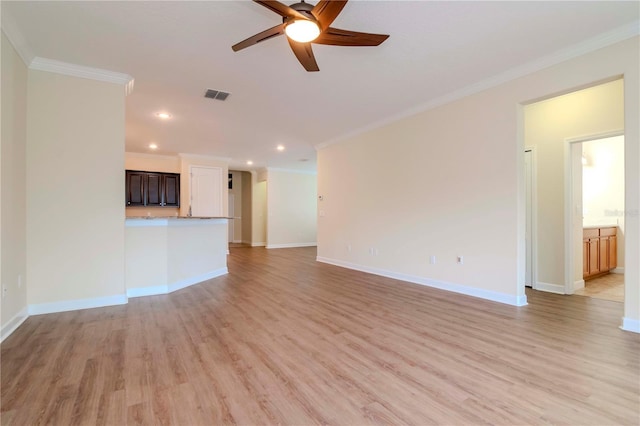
564,130,624,295
524,147,538,289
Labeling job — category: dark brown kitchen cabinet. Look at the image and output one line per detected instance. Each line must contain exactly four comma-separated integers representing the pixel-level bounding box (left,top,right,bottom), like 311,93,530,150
126,170,180,207
126,171,146,206
162,174,180,207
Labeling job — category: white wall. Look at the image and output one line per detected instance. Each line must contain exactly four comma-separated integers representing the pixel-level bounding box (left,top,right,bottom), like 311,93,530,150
26,70,126,311
1,32,28,337
266,169,317,248
524,80,624,287
583,135,625,267
317,36,639,328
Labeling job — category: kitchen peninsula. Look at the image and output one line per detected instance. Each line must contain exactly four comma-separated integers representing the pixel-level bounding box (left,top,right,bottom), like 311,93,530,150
125,216,228,298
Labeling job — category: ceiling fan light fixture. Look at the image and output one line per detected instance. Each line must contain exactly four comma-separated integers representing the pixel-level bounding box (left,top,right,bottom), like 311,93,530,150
285,19,320,43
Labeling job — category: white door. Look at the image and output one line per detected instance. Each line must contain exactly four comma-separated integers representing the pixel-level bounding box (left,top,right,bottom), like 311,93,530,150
525,149,534,287
190,166,223,217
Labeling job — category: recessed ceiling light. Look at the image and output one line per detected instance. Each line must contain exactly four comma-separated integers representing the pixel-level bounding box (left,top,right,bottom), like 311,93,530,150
149,143,158,150
156,112,172,119
277,145,285,151
246,160,253,165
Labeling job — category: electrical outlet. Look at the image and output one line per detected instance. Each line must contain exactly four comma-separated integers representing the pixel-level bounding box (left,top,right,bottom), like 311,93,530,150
457,256,464,264
347,244,352,252
429,255,436,265
2,286,7,299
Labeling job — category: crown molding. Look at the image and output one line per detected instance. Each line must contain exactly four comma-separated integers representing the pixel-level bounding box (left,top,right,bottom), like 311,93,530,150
1,10,35,66
29,57,135,95
316,20,640,151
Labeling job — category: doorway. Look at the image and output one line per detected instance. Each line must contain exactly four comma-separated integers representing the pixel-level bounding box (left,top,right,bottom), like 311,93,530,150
228,170,254,245
521,78,626,303
569,135,625,302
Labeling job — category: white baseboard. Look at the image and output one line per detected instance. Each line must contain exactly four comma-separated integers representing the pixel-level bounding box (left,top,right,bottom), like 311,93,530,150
620,317,640,333
28,294,128,316
127,267,228,298
168,268,228,293
1,306,29,343
316,256,527,307
251,242,266,247
5,268,229,339
535,281,565,294
267,242,317,249
573,279,585,291
612,267,625,274
126,285,168,298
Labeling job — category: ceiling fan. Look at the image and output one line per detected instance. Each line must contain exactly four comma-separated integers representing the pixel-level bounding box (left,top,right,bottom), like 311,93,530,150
232,0,389,72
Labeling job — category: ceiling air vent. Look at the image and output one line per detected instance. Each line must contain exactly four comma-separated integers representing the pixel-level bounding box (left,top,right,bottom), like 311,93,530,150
205,89,230,101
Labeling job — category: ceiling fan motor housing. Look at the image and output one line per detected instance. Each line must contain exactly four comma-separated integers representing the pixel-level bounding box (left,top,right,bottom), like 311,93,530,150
283,1,317,24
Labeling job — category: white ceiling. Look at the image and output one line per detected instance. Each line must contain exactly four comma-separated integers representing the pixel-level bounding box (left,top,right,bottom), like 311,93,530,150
3,1,638,172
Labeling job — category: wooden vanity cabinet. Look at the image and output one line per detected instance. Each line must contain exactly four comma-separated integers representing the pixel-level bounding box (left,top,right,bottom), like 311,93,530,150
583,226,617,280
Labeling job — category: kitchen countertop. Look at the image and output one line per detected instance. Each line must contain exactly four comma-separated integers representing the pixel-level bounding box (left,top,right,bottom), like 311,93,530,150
583,224,617,229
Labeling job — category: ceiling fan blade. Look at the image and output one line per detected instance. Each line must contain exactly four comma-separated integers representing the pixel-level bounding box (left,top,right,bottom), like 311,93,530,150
311,0,348,30
254,0,309,20
287,39,319,72
232,24,285,52
314,27,389,47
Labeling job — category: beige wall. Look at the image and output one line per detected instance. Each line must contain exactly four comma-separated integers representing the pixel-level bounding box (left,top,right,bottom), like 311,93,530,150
26,70,126,308
1,32,28,333
125,219,228,293
317,37,639,325
125,152,181,217
582,135,625,267
525,80,624,287
125,152,181,173
266,169,317,248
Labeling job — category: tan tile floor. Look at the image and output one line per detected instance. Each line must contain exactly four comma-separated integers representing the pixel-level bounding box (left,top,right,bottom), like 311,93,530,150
574,273,624,302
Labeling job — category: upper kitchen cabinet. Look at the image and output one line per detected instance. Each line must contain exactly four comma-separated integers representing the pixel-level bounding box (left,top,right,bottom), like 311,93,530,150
126,170,180,207
162,173,180,207
126,171,146,206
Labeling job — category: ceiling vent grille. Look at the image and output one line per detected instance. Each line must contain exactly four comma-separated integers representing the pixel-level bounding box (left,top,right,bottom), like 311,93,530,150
205,89,230,101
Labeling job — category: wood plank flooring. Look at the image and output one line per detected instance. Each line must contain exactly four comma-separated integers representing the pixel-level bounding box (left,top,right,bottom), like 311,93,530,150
2,247,639,425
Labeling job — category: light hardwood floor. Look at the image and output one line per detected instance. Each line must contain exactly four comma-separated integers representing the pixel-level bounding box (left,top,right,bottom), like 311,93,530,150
2,247,639,425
